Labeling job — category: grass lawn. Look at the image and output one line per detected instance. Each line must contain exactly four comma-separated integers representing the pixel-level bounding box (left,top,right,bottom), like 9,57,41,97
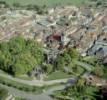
83,56,97,62
15,97,26,100
45,71,73,81
76,66,85,76
44,83,63,91
16,75,33,81
82,56,97,65
0,70,8,74
1,0,89,7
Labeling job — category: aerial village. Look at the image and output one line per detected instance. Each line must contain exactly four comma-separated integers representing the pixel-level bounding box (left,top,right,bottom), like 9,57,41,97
0,1,107,100
1,5,107,62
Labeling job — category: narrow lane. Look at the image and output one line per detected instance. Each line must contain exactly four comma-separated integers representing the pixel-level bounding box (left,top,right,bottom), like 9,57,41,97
0,72,72,86
0,83,65,100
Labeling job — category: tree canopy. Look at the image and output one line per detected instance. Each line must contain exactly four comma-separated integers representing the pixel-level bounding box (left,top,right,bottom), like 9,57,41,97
53,78,101,100
0,87,8,100
56,48,80,71
0,36,44,76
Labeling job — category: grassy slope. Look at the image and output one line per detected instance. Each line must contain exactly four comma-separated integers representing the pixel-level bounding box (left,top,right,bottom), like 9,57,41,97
45,71,73,81
1,0,89,7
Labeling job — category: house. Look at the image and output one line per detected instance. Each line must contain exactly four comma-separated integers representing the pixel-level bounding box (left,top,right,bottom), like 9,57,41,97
37,19,56,28
102,25,107,33
47,32,60,44
80,7,92,18
88,42,107,58
95,47,105,58
85,75,107,86
48,8,55,14
46,33,61,48
103,57,107,64
45,49,59,64
101,15,107,26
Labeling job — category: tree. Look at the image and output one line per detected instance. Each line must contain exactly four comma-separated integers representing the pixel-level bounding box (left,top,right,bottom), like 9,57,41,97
56,55,66,70
0,50,12,72
26,39,44,64
56,48,79,71
8,36,25,54
12,62,26,76
45,64,53,74
67,48,80,59
103,67,107,78
93,64,104,77
96,0,102,7
0,1,9,8
13,3,21,8
53,78,100,100
0,87,8,100
0,36,44,76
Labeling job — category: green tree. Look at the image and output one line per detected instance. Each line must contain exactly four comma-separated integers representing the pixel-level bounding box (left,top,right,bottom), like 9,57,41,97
93,64,104,77
8,36,25,54
53,78,99,100
0,36,44,76
0,87,8,100
26,39,44,64
67,48,80,59
56,55,66,70
13,3,21,8
12,63,26,76
44,64,53,74
56,48,79,71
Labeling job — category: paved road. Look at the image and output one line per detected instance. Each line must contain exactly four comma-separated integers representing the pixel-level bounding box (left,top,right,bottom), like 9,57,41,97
0,71,75,100
0,83,65,100
0,72,72,86
0,61,91,88
0,83,52,100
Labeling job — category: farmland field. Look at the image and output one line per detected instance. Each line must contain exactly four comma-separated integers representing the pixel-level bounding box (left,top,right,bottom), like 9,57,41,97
0,0,89,7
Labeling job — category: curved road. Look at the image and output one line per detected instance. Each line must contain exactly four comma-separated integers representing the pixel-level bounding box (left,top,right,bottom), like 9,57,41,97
0,83,52,100
0,71,71,100
0,72,72,86
0,83,65,100
0,61,91,100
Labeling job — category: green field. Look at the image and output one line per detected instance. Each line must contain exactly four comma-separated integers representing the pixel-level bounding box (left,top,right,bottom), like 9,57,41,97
45,71,73,81
0,0,89,7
